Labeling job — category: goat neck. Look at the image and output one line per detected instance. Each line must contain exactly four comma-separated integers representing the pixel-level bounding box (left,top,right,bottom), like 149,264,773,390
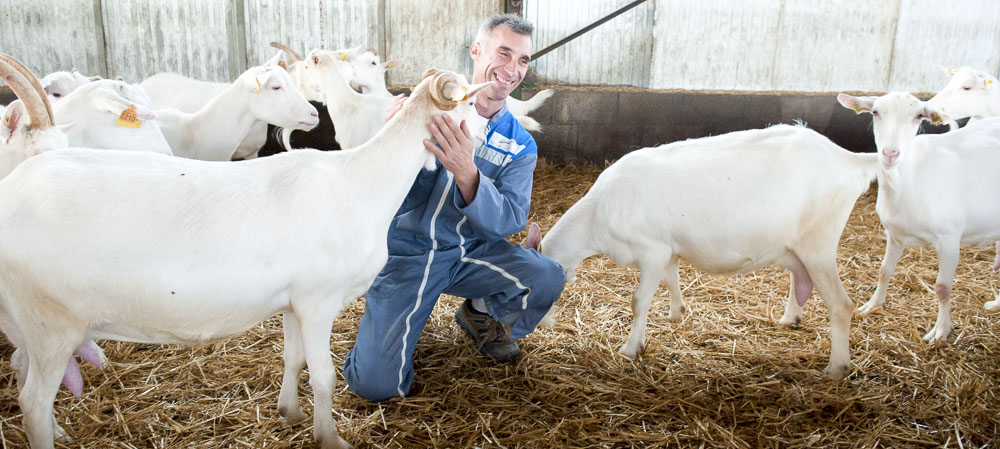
164,83,259,161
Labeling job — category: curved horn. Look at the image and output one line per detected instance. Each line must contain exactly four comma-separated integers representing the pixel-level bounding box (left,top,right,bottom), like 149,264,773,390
428,71,461,112
269,42,303,62
0,54,53,129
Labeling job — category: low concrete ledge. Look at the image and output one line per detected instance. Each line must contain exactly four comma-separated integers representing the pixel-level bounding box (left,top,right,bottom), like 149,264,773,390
519,87,951,165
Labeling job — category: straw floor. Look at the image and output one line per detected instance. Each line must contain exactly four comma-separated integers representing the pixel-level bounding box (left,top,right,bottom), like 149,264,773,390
1,161,998,448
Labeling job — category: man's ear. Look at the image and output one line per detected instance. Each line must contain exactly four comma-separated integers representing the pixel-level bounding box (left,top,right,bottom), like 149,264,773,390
469,41,482,60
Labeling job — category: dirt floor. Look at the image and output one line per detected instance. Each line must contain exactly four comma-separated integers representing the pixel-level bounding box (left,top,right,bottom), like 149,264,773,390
1,161,998,448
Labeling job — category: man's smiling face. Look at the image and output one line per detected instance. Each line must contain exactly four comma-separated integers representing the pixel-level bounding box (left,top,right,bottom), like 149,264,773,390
471,26,532,102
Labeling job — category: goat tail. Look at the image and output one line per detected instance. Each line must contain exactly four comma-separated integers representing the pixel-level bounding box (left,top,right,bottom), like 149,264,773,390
520,88,554,114
515,115,542,133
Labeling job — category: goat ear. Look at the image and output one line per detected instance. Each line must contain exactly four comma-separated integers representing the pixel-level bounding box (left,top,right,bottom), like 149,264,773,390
263,50,284,67
923,105,950,126
524,223,542,250
464,81,493,100
2,100,25,142
90,87,135,117
837,93,875,114
945,66,961,77
384,58,403,70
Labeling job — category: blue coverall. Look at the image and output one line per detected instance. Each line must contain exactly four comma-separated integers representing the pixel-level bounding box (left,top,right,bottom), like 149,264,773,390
343,103,566,401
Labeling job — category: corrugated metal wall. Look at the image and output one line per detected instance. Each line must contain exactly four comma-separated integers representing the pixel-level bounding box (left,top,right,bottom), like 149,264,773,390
243,0,379,70
527,0,1000,93
0,0,997,93
101,0,246,83
0,0,107,79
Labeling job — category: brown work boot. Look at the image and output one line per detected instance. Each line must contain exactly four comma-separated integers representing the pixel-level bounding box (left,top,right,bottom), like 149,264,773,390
455,299,522,363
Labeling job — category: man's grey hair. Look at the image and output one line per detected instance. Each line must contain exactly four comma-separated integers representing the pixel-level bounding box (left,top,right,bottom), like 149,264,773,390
474,13,534,44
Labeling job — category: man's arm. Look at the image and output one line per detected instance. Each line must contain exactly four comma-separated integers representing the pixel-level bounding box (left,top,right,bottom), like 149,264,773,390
455,153,535,240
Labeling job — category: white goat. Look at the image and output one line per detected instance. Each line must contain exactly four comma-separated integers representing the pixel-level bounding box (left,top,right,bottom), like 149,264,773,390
928,67,1000,278
40,69,98,102
536,124,877,379
52,79,172,155
154,65,319,161
0,63,490,449
268,42,332,103
928,67,1000,124
0,56,110,444
305,48,396,149
349,49,403,97
838,92,1000,338
0,59,68,179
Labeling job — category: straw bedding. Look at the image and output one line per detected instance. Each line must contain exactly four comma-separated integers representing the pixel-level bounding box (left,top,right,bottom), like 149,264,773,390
1,161,997,448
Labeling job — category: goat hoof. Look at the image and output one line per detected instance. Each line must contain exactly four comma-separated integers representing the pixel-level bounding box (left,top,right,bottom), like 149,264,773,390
54,423,72,443
823,363,849,381
922,325,952,344
319,434,352,449
617,344,640,360
857,300,883,317
279,407,307,425
778,314,801,327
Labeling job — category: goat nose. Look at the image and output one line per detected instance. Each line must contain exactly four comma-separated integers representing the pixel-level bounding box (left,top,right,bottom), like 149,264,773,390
882,148,899,158
311,111,319,117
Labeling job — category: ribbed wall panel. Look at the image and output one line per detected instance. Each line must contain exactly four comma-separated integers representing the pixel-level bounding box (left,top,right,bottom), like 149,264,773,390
0,1,997,93
525,0,655,87
0,0,106,79
384,0,498,87
102,0,242,83
889,0,1000,93
244,0,379,68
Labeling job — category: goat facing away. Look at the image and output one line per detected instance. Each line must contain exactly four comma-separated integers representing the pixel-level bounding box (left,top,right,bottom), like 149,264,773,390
535,124,879,380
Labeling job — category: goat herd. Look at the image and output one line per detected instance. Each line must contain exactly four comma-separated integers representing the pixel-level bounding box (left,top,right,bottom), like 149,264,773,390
0,41,997,449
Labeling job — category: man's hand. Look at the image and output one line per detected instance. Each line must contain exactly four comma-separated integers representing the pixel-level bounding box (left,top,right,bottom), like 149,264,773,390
425,113,480,205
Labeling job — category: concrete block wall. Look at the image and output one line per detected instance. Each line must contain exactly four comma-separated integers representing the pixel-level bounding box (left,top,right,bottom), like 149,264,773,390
520,87,952,165
522,88,904,164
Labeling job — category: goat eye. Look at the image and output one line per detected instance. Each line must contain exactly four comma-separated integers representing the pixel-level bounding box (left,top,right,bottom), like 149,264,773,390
962,86,972,91
871,110,879,117
272,85,281,91
52,92,62,98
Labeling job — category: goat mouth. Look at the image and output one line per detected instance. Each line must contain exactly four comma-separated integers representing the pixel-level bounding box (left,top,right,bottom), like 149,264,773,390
298,119,320,129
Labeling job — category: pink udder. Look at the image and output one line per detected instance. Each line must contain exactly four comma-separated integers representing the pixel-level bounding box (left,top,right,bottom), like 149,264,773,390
61,356,83,398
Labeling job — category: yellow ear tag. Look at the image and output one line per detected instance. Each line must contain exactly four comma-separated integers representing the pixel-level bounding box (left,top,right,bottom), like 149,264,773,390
255,77,261,93
987,79,994,88
278,60,286,69
387,63,396,69
338,52,349,62
116,104,142,129
853,104,863,114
